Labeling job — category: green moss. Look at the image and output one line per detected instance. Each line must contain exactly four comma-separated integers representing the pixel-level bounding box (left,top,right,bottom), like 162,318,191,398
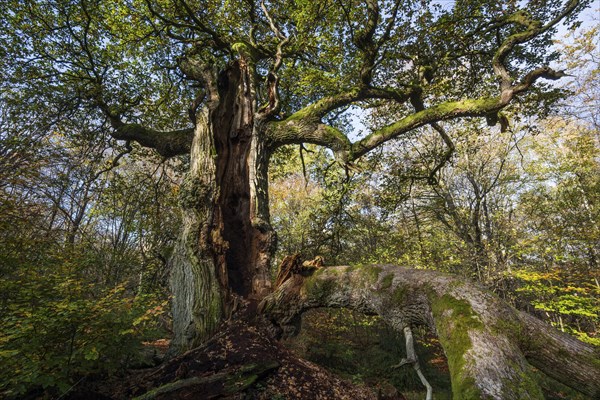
179,176,211,209
354,96,502,156
304,270,338,302
133,361,279,399
231,42,258,61
490,315,524,341
380,273,394,290
223,374,257,393
223,361,280,394
429,294,484,399
323,125,349,147
531,368,592,400
305,265,383,302
588,351,600,370
285,105,316,122
344,264,358,273
500,362,544,399
361,265,383,283
392,286,408,304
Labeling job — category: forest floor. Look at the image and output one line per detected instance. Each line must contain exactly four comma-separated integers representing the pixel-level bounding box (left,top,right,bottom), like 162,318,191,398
63,302,404,400
59,302,588,400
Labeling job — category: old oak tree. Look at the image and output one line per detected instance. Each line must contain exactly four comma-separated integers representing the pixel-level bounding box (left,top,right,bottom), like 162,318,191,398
2,0,598,398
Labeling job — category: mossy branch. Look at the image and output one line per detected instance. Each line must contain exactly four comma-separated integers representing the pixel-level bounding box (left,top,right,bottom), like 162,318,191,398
492,0,583,90
111,123,194,158
94,90,195,158
351,96,504,159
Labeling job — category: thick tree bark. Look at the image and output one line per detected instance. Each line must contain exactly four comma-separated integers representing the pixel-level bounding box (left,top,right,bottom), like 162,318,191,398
260,264,600,399
169,61,275,353
169,107,225,353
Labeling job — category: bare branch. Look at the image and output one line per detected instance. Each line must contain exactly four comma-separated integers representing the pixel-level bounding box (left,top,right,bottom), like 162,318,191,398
513,66,568,94
393,327,433,400
427,123,455,184
378,0,402,47
257,1,291,118
144,0,202,33
89,141,133,182
336,0,356,44
260,1,286,41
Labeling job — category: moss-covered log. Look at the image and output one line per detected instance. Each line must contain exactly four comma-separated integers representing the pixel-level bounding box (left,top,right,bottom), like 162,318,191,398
260,264,600,399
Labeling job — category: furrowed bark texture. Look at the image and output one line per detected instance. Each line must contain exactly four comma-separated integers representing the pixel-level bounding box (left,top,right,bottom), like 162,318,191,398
260,265,600,399
169,109,224,353
169,61,275,353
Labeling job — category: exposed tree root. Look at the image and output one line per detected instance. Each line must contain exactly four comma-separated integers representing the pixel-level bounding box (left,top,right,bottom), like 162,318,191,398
131,361,280,400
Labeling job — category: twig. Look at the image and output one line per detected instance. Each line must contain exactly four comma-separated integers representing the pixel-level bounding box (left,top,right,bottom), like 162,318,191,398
393,326,433,400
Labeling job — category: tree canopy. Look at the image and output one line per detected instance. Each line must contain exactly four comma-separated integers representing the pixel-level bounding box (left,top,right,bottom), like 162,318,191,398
1,0,590,161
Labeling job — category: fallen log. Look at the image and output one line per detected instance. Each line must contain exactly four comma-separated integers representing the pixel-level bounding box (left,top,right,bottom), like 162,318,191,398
260,264,600,399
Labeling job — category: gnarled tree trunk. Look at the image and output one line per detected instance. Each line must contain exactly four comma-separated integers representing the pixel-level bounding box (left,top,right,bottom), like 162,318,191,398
169,60,275,353
261,263,600,399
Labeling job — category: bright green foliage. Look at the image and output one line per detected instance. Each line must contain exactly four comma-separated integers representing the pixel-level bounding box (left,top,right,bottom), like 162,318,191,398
270,145,364,264
511,118,600,345
0,242,167,398
512,268,600,345
0,109,177,398
519,120,600,268
270,143,420,266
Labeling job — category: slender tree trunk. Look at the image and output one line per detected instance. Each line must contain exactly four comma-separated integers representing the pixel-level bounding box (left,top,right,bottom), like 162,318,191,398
261,264,600,399
169,61,275,353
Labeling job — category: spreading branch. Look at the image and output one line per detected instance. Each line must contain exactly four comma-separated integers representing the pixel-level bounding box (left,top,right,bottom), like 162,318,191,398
110,124,194,158
492,0,581,91
265,86,415,155
267,94,503,163
351,95,504,159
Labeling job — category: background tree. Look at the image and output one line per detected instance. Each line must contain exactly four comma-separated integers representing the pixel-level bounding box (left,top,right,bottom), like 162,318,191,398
514,117,599,344
0,126,178,396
